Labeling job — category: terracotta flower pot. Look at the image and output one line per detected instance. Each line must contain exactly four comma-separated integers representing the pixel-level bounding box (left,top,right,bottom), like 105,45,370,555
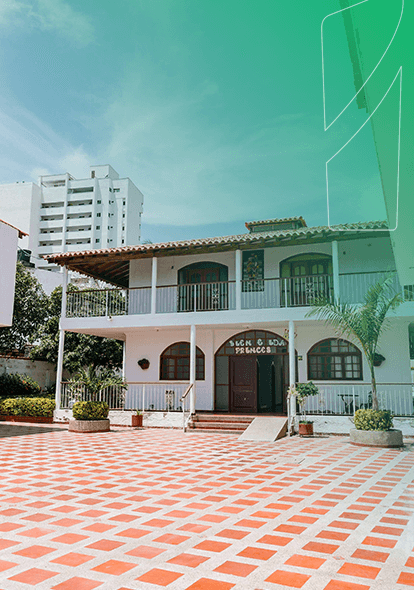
132,414,143,427
298,422,314,436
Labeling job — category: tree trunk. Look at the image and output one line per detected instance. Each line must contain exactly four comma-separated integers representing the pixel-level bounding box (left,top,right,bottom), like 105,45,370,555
370,366,379,411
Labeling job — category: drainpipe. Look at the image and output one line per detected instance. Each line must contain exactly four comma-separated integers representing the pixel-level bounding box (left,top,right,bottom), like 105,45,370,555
55,266,68,411
332,240,340,303
289,320,296,420
151,256,157,314
190,325,196,414
235,249,242,310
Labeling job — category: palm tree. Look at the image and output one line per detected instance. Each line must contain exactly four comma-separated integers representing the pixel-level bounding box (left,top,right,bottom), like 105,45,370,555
306,277,403,411
69,365,127,404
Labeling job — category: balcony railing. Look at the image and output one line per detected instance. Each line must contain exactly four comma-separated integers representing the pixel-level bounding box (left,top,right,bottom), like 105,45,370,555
65,271,413,319
59,381,414,416
303,382,414,417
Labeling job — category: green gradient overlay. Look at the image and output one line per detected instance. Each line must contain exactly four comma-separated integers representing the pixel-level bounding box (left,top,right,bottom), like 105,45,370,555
338,0,412,285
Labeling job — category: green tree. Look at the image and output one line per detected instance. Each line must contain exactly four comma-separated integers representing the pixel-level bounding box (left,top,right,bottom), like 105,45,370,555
306,277,403,411
0,262,48,354
30,285,123,373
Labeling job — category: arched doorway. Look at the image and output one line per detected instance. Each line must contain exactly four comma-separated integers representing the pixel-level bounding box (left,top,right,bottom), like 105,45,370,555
178,261,229,311
280,253,333,306
215,330,297,414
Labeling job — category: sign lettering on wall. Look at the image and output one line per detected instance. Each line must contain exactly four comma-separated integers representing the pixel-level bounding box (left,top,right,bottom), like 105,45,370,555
227,337,286,355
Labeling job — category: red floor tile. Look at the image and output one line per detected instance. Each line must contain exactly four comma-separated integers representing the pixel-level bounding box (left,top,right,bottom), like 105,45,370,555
0,559,18,573
184,579,235,590
136,568,183,586
153,533,190,545
215,528,250,540
13,545,56,558
397,572,414,586
91,560,137,575
265,569,311,588
337,562,381,579
317,531,350,541
51,552,95,566
168,553,210,568
8,567,59,585
257,534,293,546
125,545,166,559
52,578,103,590
323,582,371,590
302,541,339,554
362,536,397,548
285,554,326,569
193,540,231,552
115,528,150,539
214,560,258,576
352,548,389,563
237,546,276,560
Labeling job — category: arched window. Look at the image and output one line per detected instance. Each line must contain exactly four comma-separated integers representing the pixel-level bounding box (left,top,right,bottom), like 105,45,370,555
160,342,205,381
280,253,333,306
308,339,362,380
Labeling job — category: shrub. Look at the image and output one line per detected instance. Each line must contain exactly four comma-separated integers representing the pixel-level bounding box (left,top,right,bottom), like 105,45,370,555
354,409,394,431
0,397,55,417
72,401,109,420
0,373,42,399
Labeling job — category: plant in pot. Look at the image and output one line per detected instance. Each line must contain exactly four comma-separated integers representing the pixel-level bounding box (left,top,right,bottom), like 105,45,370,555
307,276,403,446
67,365,127,432
351,408,402,447
132,409,143,427
290,382,319,436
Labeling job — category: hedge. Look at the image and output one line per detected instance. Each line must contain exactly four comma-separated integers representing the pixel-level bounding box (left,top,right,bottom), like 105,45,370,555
0,373,42,400
72,401,109,420
354,409,394,431
0,397,55,418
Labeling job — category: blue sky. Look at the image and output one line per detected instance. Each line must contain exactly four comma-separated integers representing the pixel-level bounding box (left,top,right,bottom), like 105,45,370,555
0,0,386,245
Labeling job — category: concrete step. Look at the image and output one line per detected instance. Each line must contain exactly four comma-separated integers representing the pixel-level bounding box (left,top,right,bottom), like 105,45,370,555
193,414,255,424
189,421,247,431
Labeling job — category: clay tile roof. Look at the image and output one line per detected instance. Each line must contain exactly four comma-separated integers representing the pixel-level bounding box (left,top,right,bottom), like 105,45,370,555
245,216,307,230
0,219,28,239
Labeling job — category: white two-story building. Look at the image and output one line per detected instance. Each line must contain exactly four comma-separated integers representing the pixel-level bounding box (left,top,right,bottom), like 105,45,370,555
46,216,414,428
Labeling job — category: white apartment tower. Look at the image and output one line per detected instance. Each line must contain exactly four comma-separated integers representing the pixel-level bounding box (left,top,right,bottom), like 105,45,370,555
29,165,144,270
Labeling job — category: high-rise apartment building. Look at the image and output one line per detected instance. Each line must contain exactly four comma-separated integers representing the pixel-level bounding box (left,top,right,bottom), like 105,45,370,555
29,165,144,271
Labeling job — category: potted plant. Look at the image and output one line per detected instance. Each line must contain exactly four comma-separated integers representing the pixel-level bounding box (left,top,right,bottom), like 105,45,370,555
350,408,403,447
288,382,319,435
131,409,143,427
307,276,404,446
69,400,110,433
67,365,128,432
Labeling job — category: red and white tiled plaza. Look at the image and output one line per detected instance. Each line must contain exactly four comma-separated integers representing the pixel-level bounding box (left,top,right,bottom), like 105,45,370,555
0,423,413,590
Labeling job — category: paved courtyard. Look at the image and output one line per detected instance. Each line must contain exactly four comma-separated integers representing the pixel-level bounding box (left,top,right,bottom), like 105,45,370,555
0,423,413,590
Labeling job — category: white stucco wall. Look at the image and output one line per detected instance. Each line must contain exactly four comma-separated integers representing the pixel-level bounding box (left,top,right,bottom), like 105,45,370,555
0,221,19,327
128,236,396,288
0,358,56,389
123,318,412,414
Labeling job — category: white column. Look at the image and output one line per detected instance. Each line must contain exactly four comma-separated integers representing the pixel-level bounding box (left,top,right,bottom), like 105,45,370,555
122,340,126,380
151,256,157,314
55,266,68,409
288,320,296,417
189,324,196,414
235,249,242,310
332,240,340,302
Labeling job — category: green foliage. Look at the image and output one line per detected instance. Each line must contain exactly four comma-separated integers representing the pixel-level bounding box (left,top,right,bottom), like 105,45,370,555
307,276,403,411
354,409,394,431
296,381,319,401
72,400,109,420
69,365,127,401
0,263,48,353
30,285,123,373
0,373,42,400
0,397,55,417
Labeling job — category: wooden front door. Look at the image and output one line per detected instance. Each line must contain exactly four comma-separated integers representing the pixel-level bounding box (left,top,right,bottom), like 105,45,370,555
230,356,257,413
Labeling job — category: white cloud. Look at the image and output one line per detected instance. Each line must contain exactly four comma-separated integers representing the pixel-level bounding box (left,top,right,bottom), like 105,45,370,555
0,0,94,47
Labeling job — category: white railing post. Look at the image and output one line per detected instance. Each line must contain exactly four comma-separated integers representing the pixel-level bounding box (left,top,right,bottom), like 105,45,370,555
190,325,196,414
55,266,68,410
289,320,296,421
151,257,157,314
284,279,288,307
332,240,340,302
193,284,197,312
235,249,242,310
142,384,146,412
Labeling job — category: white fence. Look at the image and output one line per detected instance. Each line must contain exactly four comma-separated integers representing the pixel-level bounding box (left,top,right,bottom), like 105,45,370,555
303,382,414,417
60,382,125,409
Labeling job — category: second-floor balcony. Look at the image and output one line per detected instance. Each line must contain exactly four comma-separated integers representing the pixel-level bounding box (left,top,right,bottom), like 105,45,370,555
65,271,411,319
